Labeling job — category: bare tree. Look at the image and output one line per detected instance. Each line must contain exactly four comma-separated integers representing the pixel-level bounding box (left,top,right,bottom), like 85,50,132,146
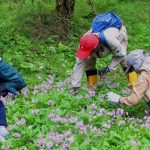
56,0,75,18
55,0,75,40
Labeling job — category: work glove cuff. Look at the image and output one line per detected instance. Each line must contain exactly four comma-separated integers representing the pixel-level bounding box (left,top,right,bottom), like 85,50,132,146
98,67,110,77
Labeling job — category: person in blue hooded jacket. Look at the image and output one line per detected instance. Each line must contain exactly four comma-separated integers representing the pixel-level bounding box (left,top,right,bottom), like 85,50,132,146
0,58,26,141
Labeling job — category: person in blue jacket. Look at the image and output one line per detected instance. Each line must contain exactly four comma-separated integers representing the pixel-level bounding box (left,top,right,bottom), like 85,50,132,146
0,58,26,141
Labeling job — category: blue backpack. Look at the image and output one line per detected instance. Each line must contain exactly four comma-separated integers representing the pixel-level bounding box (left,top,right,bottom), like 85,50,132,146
91,12,122,48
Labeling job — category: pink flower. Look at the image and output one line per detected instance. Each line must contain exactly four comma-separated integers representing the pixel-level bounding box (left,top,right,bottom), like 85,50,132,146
16,118,26,126
21,87,30,96
97,108,107,116
130,139,139,146
118,120,125,126
102,123,111,129
37,137,46,146
57,81,64,92
46,142,53,149
47,100,54,106
13,133,21,138
115,108,124,117
63,130,72,137
31,109,40,115
86,90,96,99
87,103,97,111
7,125,14,131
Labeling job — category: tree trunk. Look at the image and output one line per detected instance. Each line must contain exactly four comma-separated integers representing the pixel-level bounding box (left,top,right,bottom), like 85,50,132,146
56,0,75,18
55,0,75,41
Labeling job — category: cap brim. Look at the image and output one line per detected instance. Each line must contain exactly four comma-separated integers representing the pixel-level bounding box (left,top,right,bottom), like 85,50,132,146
76,48,91,60
124,65,132,74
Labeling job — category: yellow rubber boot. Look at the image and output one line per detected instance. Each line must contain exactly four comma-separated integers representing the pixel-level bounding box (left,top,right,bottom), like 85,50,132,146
88,75,98,89
128,71,138,90
86,70,98,89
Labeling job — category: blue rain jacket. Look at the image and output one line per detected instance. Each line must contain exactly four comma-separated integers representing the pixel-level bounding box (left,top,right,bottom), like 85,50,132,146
0,59,26,95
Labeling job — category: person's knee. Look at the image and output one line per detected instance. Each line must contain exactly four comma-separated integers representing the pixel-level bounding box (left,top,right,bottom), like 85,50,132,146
16,80,26,91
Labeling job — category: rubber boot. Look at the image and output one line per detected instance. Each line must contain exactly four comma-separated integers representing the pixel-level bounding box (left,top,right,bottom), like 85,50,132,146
86,70,98,89
127,71,138,90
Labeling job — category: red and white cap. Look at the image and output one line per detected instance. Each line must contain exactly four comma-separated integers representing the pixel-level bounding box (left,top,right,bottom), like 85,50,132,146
76,34,100,60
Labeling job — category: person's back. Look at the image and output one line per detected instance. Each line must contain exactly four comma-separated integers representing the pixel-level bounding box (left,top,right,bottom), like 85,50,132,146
102,26,127,57
0,59,26,96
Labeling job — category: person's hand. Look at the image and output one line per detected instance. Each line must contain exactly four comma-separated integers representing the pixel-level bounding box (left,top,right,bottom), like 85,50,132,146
106,92,121,103
98,67,110,78
0,126,9,140
70,87,79,96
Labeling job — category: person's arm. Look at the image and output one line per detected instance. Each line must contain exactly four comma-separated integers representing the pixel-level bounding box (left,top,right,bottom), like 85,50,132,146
120,71,149,105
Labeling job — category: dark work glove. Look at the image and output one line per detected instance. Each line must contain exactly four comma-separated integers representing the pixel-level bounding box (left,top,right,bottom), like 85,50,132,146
70,87,79,96
98,67,110,77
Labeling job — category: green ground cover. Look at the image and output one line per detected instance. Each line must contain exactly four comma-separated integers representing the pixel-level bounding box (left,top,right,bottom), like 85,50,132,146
0,0,150,149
